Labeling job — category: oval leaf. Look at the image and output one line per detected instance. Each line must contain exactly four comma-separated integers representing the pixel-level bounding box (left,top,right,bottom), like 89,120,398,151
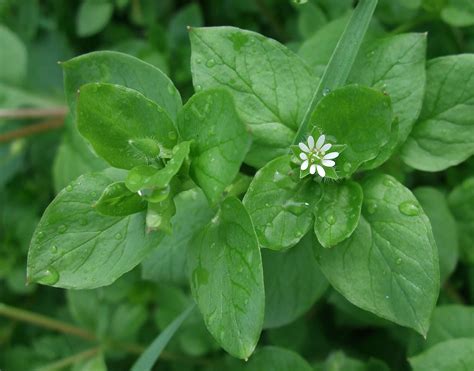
243,155,321,251
263,232,328,328
62,50,182,121
314,180,363,248
245,346,312,371
189,26,317,167
402,55,474,171
310,85,393,176
27,170,163,289
178,89,250,204
188,197,264,359
77,83,177,169
314,174,439,336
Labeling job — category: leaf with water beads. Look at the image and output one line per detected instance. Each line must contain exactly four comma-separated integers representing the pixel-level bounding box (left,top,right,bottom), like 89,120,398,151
243,155,321,251
27,170,163,289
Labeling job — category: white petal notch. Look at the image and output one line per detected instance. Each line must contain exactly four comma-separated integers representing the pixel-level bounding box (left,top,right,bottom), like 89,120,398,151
297,135,340,178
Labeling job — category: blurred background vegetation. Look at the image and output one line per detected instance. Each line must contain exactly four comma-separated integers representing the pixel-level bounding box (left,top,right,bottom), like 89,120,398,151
1,0,474,370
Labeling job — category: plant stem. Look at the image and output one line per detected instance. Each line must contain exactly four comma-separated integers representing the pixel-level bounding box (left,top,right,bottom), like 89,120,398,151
293,0,378,144
0,107,68,120
0,302,96,341
0,302,205,364
37,347,101,371
0,117,64,143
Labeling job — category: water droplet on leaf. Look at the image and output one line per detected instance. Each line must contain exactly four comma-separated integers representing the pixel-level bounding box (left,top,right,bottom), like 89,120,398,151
36,267,59,285
65,185,73,192
322,87,331,96
50,245,58,253
58,225,67,234
167,83,175,95
396,258,402,265
343,163,352,173
115,233,122,240
399,201,420,216
206,59,216,68
366,200,378,215
326,214,336,225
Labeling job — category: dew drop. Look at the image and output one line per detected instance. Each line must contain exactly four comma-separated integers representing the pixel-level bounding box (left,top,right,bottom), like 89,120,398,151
167,83,175,95
115,233,122,240
50,245,58,253
366,200,378,215
36,267,60,285
385,295,390,299
36,231,45,242
343,163,352,173
195,85,202,91
326,214,336,225
65,185,73,192
322,87,331,96
283,200,308,216
90,191,97,198
206,59,216,68
396,257,402,265
57,224,67,234
398,201,420,216
196,58,202,64
192,267,209,287
383,178,395,187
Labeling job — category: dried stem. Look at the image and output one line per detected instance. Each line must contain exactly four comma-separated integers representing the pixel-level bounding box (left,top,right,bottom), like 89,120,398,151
0,117,64,143
0,107,68,120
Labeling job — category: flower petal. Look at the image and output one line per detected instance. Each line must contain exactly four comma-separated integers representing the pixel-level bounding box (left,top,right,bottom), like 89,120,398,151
301,160,309,170
323,152,339,160
322,159,335,167
307,135,315,150
299,142,310,152
320,143,332,152
316,135,325,150
317,165,326,177
299,152,308,160
309,164,316,174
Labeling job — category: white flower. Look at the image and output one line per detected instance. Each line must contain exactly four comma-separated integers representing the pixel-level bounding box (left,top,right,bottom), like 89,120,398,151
298,135,339,177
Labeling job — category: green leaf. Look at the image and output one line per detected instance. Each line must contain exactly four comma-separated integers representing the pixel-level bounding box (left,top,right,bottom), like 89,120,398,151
125,141,190,193
72,353,107,371
95,181,147,217
189,26,317,168
62,51,181,121
294,0,379,143
146,194,176,234
448,177,474,264
131,304,195,371
188,197,264,359
76,0,113,37
348,33,427,146
53,116,108,193
441,0,474,27
141,188,214,285
263,233,328,328
410,305,474,354
27,170,163,289
297,2,327,38
409,338,474,371
76,83,178,169
401,55,474,171
310,85,393,176
178,89,250,203
314,180,363,248
243,155,321,251
0,24,27,85
314,174,439,336
244,346,312,371
414,187,458,283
